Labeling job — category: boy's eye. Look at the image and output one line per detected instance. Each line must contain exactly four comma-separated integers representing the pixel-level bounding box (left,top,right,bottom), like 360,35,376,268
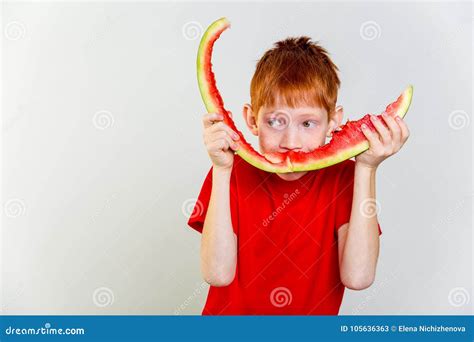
267,116,288,128
302,120,317,128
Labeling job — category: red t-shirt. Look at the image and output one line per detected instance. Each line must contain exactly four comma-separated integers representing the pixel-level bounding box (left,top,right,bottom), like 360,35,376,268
187,154,382,315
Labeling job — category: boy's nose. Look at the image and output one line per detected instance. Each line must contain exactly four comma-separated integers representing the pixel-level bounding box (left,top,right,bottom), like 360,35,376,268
280,129,303,151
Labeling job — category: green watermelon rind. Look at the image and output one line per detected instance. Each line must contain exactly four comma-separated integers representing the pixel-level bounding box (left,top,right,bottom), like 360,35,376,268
197,17,413,173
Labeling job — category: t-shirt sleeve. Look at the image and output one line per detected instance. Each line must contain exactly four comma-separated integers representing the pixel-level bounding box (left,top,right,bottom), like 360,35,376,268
187,166,239,235
334,160,382,236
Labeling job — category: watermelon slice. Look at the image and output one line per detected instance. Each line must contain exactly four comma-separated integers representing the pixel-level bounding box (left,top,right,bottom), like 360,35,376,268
197,17,413,173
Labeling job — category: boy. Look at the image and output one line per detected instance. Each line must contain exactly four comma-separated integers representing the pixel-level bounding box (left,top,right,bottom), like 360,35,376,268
187,36,409,315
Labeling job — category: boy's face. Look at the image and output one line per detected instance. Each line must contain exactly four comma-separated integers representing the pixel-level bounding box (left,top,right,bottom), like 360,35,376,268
243,97,343,180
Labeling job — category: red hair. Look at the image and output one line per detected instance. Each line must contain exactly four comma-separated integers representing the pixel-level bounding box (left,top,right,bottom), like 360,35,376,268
250,36,340,120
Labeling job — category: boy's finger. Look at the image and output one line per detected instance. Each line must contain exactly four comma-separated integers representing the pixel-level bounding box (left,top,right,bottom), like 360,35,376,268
208,138,230,153
230,139,240,151
370,115,391,146
207,122,240,140
202,113,223,128
209,130,231,145
209,132,238,149
396,117,410,142
361,124,383,151
215,134,239,151
381,113,401,145
208,130,228,143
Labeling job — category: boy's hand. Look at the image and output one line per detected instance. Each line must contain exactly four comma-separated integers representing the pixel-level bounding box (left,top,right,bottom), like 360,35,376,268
355,113,410,169
202,112,240,171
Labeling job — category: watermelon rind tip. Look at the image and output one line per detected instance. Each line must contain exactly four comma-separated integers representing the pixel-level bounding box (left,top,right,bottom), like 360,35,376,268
400,85,414,119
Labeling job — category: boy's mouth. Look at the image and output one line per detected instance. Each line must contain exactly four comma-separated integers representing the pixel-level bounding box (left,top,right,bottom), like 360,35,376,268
268,144,324,156
263,142,325,163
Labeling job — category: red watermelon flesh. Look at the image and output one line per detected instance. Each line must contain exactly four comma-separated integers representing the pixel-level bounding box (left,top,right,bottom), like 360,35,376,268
197,17,413,173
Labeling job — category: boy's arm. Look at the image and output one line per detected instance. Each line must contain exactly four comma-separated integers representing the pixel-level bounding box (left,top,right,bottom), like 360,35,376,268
337,164,379,290
201,167,237,287
199,112,240,287
338,112,410,290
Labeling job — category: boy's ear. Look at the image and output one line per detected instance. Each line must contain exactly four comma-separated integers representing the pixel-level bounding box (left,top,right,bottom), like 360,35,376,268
243,103,259,136
326,105,344,137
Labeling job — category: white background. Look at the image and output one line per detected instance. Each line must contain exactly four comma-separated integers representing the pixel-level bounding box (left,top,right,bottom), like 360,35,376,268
2,1,472,314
